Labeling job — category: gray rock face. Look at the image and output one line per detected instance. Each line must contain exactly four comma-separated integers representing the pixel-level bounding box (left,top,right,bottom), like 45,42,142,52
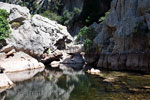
86,0,150,73
94,0,150,53
6,14,72,57
0,2,73,58
0,2,30,22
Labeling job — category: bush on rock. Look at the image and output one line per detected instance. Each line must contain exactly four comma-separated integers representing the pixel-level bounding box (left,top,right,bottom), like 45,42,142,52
0,9,11,40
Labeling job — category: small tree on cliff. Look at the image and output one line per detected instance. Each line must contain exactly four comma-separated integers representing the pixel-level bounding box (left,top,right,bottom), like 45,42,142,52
77,26,97,50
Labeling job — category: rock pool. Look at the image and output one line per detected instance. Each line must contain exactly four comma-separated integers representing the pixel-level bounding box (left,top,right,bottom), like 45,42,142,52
1,67,150,100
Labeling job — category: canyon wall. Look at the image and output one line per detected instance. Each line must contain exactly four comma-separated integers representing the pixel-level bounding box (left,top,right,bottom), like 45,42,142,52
86,0,150,73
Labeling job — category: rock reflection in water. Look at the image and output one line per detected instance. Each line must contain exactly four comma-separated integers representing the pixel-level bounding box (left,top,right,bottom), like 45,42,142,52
1,65,86,100
6,68,44,82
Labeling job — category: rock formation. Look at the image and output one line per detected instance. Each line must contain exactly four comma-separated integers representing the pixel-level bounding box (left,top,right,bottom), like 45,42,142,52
86,0,150,73
0,51,44,73
0,2,82,88
0,2,74,58
0,2,84,71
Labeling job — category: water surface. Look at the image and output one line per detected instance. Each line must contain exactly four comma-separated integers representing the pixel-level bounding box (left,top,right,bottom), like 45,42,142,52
1,67,150,100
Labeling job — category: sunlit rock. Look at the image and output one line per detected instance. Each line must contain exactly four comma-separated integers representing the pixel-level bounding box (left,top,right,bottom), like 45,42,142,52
0,52,45,73
50,61,60,68
6,68,44,82
87,68,101,75
0,74,13,89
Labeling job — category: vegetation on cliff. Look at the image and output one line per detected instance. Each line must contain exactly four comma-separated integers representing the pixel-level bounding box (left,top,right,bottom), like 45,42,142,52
77,26,97,50
41,7,81,27
0,9,10,40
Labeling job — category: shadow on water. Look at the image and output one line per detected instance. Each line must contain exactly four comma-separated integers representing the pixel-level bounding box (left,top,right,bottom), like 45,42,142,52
1,65,150,100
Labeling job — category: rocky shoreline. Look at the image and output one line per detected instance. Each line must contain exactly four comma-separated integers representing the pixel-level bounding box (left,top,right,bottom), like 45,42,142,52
1,0,150,91
0,2,84,89
84,0,150,73
96,52,150,73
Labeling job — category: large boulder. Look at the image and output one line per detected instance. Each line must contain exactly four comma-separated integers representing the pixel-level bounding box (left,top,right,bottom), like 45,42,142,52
0,51,44,73
0,2,73,59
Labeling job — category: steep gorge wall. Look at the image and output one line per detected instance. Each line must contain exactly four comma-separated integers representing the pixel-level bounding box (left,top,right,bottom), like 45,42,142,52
86,0,150,73
80,0,112,25
69,0,112,36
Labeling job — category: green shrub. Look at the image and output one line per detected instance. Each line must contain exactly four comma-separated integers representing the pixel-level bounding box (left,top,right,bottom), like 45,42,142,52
0,9,9,18
0,16,10,40
63,10,72,25
85,16,91,23
83,39,93,50
11,22,21,29
77,26,97,50
41,10,63,24
77,26,96,41
63,8,81,26
40,7,81,26
99,11,110,23
0,9,10,40
73,7,81,16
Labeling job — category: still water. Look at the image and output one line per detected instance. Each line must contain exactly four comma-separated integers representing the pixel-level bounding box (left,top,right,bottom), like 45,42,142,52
1,66,150,100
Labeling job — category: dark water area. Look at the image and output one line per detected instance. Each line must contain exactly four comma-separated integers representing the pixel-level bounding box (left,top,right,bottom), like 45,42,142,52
1,66,150,100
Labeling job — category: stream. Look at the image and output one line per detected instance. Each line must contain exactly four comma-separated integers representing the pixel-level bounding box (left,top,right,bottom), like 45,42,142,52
1,65,150,100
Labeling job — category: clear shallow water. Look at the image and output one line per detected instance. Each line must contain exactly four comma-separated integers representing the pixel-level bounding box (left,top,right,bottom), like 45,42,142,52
1,67,150,100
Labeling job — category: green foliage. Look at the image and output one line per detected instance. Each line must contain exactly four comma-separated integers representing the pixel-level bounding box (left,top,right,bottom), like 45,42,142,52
11,22,21,29
83,39,93,50
62,7,81,26
85,16,91,23
41,10,63,24
41,7,81,26
19,0,38,14
73,7,81,16
0,9,9,18
99,11,110,23
77,26,96,41
63,10,72,25
0,9,10,40
77,26,97,50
